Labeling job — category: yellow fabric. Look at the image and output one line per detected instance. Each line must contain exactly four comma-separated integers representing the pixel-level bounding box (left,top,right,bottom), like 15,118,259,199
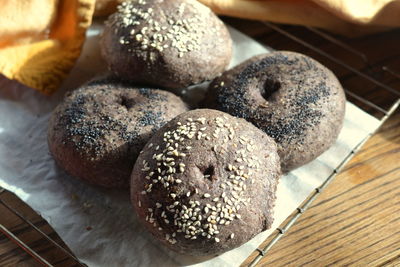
1,0,398,95
198,0,400,35
0,0,95,95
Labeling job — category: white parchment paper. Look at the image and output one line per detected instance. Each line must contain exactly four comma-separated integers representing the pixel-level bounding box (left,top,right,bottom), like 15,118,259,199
0,24,381,267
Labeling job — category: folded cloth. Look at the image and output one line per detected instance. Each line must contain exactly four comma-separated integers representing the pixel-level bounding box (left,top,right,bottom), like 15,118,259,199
198,0,400,35
0,0,95,95
2,0,398,95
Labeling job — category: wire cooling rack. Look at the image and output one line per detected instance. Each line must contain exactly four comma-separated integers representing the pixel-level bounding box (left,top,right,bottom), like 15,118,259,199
1,21,399,266
246,21,400,266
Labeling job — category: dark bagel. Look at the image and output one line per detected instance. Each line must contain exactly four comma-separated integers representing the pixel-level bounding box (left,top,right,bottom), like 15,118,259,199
131,109,281,255
101,0,232,89
205,51,346,172
47,77,189,188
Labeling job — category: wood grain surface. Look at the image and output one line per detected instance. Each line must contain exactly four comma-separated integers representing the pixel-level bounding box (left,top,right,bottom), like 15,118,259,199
0,190,81,266
241,106,400,267
229,18,400,266
1,18,400,266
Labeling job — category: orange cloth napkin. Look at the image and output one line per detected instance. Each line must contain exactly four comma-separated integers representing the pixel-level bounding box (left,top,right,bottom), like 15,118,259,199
0,0,95,95
93,0,400,35
198,0,400,35
1,0,398,95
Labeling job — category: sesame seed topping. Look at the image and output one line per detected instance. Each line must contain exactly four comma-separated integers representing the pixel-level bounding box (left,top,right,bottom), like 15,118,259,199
136,112,263,244
110,0,220,65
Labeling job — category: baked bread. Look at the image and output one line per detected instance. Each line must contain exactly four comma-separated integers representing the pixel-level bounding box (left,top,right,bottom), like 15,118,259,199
131,109,281,255
204,51,346,172
100,0,232,89
47,76,189,188
94,0,122,17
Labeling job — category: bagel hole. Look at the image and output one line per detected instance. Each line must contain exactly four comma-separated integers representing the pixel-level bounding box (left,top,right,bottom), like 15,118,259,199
120,95,136,109
261,79,281,100
202,165,216,181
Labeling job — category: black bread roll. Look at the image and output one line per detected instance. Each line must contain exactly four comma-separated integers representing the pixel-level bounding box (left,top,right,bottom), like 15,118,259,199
101,0,233,89
131,109,281,255
204,51,346,172
48,77,189,188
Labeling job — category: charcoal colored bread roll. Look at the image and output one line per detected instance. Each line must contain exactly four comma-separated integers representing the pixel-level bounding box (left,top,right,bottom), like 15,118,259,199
101,0,232,89
204,51,346,172
131,109,281,255
47,77,189,188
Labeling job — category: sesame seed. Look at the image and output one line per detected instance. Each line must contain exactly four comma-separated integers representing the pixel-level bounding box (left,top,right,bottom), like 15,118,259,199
135,34,143,41
133,111,259,241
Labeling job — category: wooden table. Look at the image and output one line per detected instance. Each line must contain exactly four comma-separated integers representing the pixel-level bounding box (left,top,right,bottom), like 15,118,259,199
243,106,400,267
1,18,400,266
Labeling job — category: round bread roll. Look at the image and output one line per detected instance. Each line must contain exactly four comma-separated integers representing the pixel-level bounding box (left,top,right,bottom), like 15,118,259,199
131,109,281,256
101,0,232,89
47,77,189,188
204,51,346,172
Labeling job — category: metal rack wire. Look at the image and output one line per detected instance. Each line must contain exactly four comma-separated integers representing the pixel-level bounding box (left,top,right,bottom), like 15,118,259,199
248,22,400,266
1,21,399,266
0,188,87,266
